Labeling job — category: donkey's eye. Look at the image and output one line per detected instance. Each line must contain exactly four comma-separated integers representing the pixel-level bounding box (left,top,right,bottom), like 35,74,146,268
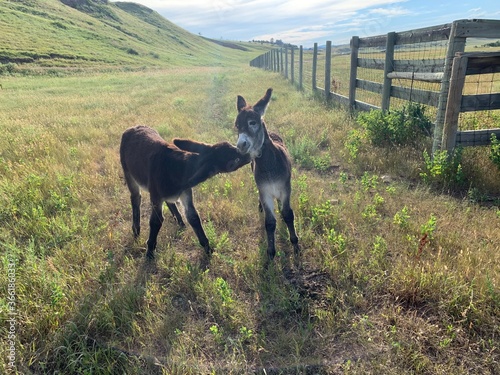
248,120,258,128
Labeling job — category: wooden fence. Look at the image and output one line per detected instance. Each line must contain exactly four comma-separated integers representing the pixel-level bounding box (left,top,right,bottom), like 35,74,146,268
250,19,500,154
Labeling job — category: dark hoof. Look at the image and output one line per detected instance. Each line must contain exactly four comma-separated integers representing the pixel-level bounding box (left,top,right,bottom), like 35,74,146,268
204,245,213,256
145,250,155,261
267,247,276,260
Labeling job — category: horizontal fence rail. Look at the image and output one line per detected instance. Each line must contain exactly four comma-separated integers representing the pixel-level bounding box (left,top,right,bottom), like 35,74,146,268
250,19,500,154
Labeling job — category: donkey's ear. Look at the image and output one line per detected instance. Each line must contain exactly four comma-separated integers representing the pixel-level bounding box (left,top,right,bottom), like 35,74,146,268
173,139,210,154
253,88,272,117
237,95,247,112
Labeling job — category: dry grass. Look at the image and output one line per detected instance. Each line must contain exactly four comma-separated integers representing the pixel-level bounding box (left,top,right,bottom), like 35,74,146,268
0,66,499,374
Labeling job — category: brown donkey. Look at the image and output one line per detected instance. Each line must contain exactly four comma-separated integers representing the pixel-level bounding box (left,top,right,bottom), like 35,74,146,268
234,88,299,260
120,125,250,259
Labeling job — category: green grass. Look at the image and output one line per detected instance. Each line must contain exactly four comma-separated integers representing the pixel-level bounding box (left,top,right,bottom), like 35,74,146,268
0,66,498,374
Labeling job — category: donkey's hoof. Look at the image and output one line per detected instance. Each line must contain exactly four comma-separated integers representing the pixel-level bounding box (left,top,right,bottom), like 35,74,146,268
204,245,214,256
145,250,155,261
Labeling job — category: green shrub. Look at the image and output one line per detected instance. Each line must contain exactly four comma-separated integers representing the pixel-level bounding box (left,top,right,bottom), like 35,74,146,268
489,133,500,171
0,63,17,75
420,148,465,188
357,103,433,147
344,129,364,160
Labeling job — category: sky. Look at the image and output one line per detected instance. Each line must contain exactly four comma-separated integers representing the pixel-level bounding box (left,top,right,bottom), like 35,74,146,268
119,0,500,47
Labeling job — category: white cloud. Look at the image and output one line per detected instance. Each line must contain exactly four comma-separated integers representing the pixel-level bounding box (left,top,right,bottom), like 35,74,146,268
111,0,500,46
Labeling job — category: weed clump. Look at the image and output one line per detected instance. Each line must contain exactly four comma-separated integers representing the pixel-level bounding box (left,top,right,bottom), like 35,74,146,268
357,103,433,148
490,133,500,171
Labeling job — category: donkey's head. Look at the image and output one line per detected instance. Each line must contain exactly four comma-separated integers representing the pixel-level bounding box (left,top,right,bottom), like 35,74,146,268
173,139,250,186
234,88,272,159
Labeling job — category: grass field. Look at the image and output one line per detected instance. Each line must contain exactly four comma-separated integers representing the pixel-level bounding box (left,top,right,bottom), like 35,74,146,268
0,65,499,374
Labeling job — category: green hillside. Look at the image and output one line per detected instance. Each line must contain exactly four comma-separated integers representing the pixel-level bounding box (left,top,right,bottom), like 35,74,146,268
0,0,269,71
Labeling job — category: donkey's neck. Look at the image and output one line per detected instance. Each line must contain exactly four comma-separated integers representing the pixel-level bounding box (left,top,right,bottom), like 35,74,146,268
183,152,215,188
260,122,274,146
255,123,277,163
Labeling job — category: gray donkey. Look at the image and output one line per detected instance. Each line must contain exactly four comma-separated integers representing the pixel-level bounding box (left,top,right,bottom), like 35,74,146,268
234,88,299,260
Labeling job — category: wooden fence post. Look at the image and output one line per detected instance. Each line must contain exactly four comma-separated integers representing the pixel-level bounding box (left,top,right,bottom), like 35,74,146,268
299,45,303,90
442,53,468,153
274,48,280,72
381,32,396,111
291,47,295,85
285,46,288,79
275,49,279,72
325,41,332,102
349,36,359,112
312,43,318,92
433,20,466,154
280,48,284,73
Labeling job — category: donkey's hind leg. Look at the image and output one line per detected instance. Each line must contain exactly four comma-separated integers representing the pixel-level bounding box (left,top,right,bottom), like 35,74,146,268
124,172,141,238
179,189,211,255
166,203,185,227
146,198,164,259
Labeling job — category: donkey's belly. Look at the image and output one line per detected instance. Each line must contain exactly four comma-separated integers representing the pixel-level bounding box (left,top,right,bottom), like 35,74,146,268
164,193,181,203
259,181,286,201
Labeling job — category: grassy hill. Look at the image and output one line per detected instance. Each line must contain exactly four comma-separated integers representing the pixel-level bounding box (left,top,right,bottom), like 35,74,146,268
0,0,269,71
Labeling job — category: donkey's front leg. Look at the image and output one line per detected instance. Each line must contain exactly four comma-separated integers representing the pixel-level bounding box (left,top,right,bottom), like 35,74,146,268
179,189,211,255
146,198,164,259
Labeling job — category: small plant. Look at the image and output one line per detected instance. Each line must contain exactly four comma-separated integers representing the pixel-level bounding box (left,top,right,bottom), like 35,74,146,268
362,204,378,220
311,199,337,230
312,154,332,173
239,326,253,342
339,172,348,184
371,235,388,266
372,193,384,206
327,228,347,254
223,179,233,197
490,133,500,171
417,214,437,259
288,137,317,169
344,129,364,160
361,171,379,191
296,174,310,214
209,324,224,345
420,214,437,239
420,149,465,188
393,206,410,229
215,277,234,307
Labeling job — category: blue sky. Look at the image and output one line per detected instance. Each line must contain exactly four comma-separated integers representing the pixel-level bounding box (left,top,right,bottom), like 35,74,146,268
121,1,500,47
